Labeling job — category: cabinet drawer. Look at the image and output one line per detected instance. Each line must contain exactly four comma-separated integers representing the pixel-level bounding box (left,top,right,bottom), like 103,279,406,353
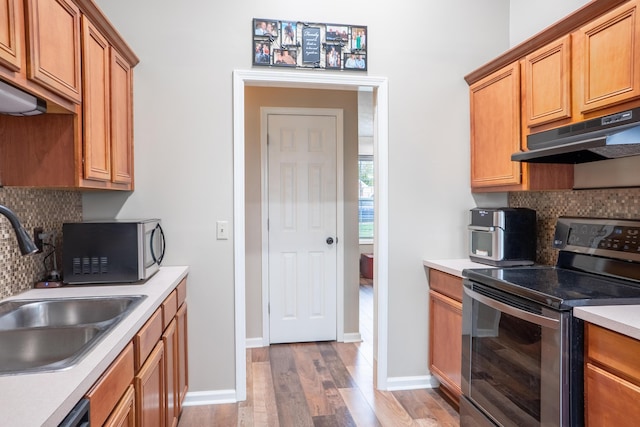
428,269,463,302
134,307,162,370
585,362,640,426
86,342,134,426
177,277,187,307
586,323,640,384
162,290,177,329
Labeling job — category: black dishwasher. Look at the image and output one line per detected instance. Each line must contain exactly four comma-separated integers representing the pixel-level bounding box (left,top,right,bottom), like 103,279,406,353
58,398,89,427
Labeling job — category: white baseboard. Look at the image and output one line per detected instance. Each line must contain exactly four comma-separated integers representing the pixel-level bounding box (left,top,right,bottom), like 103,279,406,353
342,332,362,343
245,337,267,348
182,389,238,406
385,375,438,391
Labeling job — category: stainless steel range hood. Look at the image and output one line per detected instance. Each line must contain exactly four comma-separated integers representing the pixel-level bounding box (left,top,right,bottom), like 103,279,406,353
0,80,46,116
511,108,640,164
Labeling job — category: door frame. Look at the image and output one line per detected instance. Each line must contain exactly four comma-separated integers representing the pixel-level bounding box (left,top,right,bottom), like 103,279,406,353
261,107,345,345
233,69,390,401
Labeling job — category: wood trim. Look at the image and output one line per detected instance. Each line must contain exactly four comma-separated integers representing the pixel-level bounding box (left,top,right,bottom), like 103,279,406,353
465,0,630,85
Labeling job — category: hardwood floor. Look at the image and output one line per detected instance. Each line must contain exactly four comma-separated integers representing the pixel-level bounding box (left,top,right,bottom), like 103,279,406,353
178,281,459,426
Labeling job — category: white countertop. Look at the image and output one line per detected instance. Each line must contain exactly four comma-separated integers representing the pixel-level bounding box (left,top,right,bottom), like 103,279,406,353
0,265,189,427
574,305,640,341
423,258,491,278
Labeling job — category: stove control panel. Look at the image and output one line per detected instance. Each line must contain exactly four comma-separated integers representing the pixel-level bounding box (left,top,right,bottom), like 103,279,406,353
553,217,640,262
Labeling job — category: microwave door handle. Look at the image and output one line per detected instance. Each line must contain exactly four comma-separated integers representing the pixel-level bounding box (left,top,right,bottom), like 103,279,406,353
468,225,495,232
464,286,559,329
150,224,166,265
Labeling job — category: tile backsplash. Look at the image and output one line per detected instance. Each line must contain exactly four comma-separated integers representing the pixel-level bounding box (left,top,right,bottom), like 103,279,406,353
510,188,640,265
0,188,82,298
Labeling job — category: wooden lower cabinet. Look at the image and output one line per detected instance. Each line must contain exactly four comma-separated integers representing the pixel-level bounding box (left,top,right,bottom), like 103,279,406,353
86,342,135,426
176,302,189,411
163,318,179,427
428,269,463,404
135,341,165,427
585,323,640,426
104,384,136,427
84,278,189,426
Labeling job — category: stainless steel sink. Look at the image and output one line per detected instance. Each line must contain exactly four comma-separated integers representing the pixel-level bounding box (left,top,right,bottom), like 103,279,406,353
0,326,102,373
0,295,146,375
0,296,144,330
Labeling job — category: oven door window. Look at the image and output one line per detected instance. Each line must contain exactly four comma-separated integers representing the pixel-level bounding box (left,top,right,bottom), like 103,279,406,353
465,291,563,427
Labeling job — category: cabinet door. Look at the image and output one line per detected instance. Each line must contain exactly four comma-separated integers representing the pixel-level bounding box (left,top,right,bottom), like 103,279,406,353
176,303,189,412
575,0,640,113
469,62,522,189
523,35,572,127
429,290,462,403
135,341,165,427
163,318,178,427
25,0,81,102
110,48,134,186
585,363,640,426
86,342,135,426
0,0,22,71
104,384,136,427
81,16,111,182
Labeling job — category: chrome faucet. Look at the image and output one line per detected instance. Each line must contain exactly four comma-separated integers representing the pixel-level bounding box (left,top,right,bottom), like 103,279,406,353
0,204,38,255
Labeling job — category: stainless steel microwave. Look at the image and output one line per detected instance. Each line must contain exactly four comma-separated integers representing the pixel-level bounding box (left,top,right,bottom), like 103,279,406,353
62,219,165,284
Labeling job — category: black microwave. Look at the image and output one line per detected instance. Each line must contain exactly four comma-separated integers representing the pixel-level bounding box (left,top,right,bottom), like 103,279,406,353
62,219,165,284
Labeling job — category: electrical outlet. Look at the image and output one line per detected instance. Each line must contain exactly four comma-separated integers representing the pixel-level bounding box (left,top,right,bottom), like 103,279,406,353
33,227,44,253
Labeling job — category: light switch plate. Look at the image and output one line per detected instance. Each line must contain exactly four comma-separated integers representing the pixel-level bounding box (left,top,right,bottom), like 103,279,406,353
216,221,229,240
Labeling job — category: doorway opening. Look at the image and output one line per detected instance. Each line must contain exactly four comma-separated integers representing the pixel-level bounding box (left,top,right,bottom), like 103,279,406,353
233,70,389,401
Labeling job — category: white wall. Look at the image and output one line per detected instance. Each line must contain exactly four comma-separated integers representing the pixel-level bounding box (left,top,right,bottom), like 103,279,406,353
85,0,510,394
509,0,590,46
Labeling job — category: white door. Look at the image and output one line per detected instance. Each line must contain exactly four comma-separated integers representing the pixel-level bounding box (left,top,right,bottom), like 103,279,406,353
267,112,338,344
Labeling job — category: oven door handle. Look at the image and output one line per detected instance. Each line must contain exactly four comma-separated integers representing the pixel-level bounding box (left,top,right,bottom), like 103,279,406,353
468,225,496,232
464,286,560,329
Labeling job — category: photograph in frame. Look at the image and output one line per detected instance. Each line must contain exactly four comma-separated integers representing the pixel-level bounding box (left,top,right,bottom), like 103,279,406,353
351,27,367,51
281,22,297,46
325,45,342,69
273,48,298,66
344,52,366,70
254,19,278,37
253,40,271,65
326,25,349,42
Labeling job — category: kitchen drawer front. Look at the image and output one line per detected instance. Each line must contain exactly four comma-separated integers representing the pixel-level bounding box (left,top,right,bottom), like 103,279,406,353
85,341,134,426
162,290,177,329
134,307,162,370
586,323,640,384
177,277,187,307
428,269,463,302
585,362,640,425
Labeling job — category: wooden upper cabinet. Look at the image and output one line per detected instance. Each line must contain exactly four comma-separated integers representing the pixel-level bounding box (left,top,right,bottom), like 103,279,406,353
470,62,522,189
82,16,111,182
523,35,572,127
81,16,134,189
110,48,134,186
0,0,22,71
575,0,640,113
25,0,82,103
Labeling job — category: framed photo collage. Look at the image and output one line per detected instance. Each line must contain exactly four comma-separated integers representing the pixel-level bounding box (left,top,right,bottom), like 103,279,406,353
253,18,367,71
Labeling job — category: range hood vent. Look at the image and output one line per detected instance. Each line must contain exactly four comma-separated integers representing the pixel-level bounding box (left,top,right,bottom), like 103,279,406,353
512,108,640,164
0,80,46,116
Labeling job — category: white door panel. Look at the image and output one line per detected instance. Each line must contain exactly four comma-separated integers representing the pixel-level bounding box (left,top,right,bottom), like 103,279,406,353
268,113,338,343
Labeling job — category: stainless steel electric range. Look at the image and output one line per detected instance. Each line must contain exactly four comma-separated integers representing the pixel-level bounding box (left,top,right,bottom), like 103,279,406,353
460,216,640,427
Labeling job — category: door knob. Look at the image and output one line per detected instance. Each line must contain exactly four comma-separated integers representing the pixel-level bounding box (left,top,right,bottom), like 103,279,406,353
326,237,334,245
